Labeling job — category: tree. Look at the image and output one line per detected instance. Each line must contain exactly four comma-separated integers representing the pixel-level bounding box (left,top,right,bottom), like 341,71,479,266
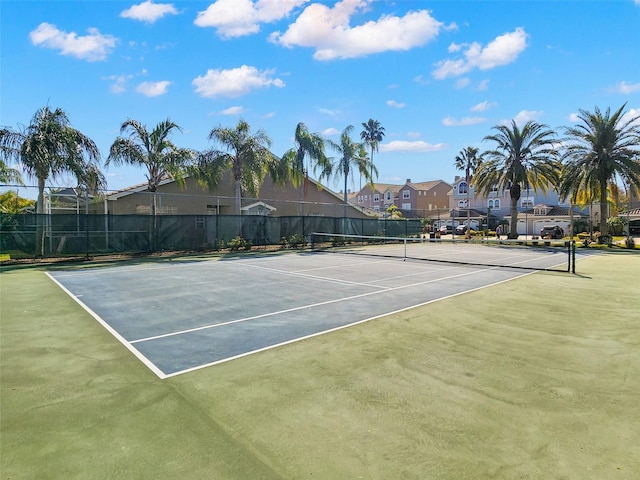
475,120,560,239
281,123,331,213
0,190,35,214
322,125,376,216
192,119,277,215
107,118,194,216
559,104,640,239
360,119,385,206
0,160,23,185
0,106,101,254
453,146,481,237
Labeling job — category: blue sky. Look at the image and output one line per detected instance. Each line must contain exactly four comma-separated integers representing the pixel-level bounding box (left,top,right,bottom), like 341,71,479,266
2,0,639,196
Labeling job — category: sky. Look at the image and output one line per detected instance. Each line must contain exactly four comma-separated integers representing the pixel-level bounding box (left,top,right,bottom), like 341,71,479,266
2,0,640,198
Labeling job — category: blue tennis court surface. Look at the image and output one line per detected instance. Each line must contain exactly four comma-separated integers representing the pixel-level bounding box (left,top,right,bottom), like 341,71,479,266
48,249,578,378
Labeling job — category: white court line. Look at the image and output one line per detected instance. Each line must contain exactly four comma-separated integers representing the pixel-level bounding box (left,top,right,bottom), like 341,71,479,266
162,269,535,378
45,272,167,379
129,265,497,344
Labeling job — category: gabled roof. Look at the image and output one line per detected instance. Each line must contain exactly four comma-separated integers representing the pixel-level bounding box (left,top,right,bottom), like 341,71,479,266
405,180,445,190
241,201,276,212
517,205,587,217
376,183,403,194
106,178,176,200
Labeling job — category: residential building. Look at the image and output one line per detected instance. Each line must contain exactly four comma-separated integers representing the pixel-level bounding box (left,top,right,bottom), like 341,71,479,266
105,172,371,218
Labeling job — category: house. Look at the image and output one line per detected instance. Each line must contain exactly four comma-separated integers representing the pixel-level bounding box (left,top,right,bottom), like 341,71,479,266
352,183,402,213
447,176,588,232
106,172,371,219
396,179,452,218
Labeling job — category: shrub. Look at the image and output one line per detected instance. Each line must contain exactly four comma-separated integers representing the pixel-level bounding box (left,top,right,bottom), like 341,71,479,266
625,237,636,249
228,236,252,251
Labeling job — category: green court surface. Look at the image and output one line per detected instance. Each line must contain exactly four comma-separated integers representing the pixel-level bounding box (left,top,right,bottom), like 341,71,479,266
1,251,639,479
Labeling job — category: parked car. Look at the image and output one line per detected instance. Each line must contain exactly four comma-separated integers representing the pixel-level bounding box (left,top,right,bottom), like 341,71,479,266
455,225,471,235
540,225,564,239
438,225,454,235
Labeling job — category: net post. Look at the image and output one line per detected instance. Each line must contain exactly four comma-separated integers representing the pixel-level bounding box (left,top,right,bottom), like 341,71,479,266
571,240,576,274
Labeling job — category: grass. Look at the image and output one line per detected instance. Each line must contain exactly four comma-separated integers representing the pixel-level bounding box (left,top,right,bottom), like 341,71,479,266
1,252,640,479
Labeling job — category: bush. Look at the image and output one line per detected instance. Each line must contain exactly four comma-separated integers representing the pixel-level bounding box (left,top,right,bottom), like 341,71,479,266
228,236,252,251
625,237,636,249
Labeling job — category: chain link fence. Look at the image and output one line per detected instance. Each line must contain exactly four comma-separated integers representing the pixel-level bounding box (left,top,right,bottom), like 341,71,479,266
0,213,423,260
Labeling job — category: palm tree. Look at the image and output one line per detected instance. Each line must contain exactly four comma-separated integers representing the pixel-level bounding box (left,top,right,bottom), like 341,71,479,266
475,120,560,239
281,123,331,213
559,104,640,239
0,106,101,254
0,160,23,184
107,118,194,216
192,119,276,215
453,146,481,237
322,126,376,217
360,119,385,206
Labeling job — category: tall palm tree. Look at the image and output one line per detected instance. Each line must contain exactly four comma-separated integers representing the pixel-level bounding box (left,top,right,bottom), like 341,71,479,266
107,118,194,216
282,122,331,186
360,119,385,206
281,123,331,213
0,106,101,255
475,120,560,239
453,146,481,237
322,126,376,217
192,119,276,215
559,104,640,239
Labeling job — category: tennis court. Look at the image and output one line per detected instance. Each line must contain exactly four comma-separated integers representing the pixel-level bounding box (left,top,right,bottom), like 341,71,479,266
47,239,593,379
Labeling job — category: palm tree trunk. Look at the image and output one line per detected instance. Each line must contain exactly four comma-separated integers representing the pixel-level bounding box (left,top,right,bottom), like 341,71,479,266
234,179,242,216
599,179,608,237
36,177,46,256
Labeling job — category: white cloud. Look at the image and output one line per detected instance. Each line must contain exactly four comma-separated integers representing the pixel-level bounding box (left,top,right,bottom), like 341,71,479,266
414,74,430,86
379,140,447,153
318,107,340,116
475,79,489,91
195,0,307,38
105,74,133,93
120,1,178,23
622,108,640,128
192,65,285,98
442,116,486,126
568,112,580,123
448,42,462,53
504,109,543,126
608,81,640,94
386,100,406,109
454,78,470,89
433,27,528,79
136,80,172,96
471,101,496,112
29,22,117,61
270,0,443,60
322,127,340,136
221,106,245,115
407,131,422,139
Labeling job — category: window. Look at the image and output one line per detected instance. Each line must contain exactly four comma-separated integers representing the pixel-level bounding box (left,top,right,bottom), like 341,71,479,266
195,216,205,229
373,194,380,202
358,195,363,203
403,190,410,199
521,199,534,208
373,205,380,212
386,192,392,201
488,200,494,209
459,182,468,194
458,200,467,208
490,184,498,192
494,199,500,208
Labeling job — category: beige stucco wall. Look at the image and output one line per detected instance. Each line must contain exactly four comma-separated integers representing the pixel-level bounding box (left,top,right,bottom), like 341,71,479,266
107,173,371,218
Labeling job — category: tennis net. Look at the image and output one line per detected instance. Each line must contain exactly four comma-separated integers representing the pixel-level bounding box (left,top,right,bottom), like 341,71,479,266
309,232,574,272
